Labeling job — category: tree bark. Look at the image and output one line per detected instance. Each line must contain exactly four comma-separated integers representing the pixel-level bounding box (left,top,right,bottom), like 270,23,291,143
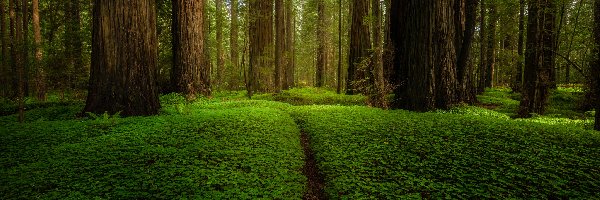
593,0,600,131
84,0,161,116
347,0,371,95
316,0,326,88
455,0,479,104
32,0,46,101
10,0,25,122
477,0,487,94
0,0,7,97
248,0,274,95
230,0,240,90
392,0,458,111
284,0,295,89
202,0,212,93
275,0,285,91
513,0,525,93
485,1,497,88
336,0,342,93
519,0,557,117
369,0,386,107
216,0,225,88
171,0,211,99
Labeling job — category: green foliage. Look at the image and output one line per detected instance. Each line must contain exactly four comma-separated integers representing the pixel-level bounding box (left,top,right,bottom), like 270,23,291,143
0,106,305,199
255,87,366,106
291,105,600,199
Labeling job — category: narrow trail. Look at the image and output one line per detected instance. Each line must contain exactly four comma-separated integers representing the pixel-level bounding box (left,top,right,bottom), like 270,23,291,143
300,131,327,200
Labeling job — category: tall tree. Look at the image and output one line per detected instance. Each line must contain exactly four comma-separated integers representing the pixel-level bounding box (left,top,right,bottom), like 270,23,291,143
275,0,285,91
519,0,557,117
248,0,274,95
83,0,161,116
513,0,525,92
346,0,371,95
316,0,327,88
369,0,386,107
171,0,211,99
485,1,497,88
32,0,46,101
455,0,480,104
593,0,600,131
230,0,240,89
0,0,7,97
283,0,295,89
64,0,83,90
216,0,225,88
202,0,211,92
478,0,487,93
391,0,458,111
336,0,342,93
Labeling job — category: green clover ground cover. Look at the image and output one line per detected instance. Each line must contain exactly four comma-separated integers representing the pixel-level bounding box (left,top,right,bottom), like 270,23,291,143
1,104,305,199
290,105,600,199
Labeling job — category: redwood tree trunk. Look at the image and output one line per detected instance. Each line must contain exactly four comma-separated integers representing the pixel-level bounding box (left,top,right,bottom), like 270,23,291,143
230,0,240,90
347,0,371,95
485,2,497,88
477,0,487,94
455,0,479,104
513,0,525,93
283,0,295,89
84,0,161,116
593,0,600,131
275,0,285,91
370,0,386,107
519,0,557,117
171,0,211,99
316,0,326,88
248,0,274,94
216,0,225,88
33,0,46,101
392,0,458,111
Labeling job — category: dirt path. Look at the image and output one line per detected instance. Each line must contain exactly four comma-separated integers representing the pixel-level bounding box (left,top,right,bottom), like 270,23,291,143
300,131,327,200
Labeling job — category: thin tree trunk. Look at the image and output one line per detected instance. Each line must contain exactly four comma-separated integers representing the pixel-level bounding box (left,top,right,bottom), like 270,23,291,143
216,0,225,88
171,0,211,99
32,0,46,101
65,0,83,91
284,0,295,89
593,0,600,131
485,2,497,88
84,0,161,116
513,0,525,92
456,0,479,104
202,0,212,94
0,0,7,97
316,0,326,88
275,0,284,92
336,0,342,93
230,0,240,90
478,0,487,94
565,0,585,84
370,0,386,107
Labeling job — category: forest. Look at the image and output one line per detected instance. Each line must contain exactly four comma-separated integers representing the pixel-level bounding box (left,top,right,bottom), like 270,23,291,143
1,0,600,199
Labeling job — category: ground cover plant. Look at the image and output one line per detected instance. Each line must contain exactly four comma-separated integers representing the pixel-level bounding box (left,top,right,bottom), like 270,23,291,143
1,88,599,199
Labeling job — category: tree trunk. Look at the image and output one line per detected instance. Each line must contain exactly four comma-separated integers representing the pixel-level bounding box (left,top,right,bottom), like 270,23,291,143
230,0,240,90
10,0,25,122
519,0,557,117
171,0,211,99
392,0,458,111
485,1,497,88
202,0,212,93
283,0,295,90
316,0,326,88
369,0,386,107
565,0,585,84
216,0,225,88
248,0,274,94
593,0,600,131
84,0,161,116
336,0,342,93
477,0,487,94
275,0,285,92
455,0,479,104
64,0,83,91
0,0,7,98
347,0,370,95
513,0,525,93
32,0,46,101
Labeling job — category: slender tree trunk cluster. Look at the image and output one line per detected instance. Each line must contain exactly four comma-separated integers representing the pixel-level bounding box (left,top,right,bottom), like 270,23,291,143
346,0,371,95
229,0,240,90
0,0,8,98
64,0,83,91
275,0,285,92
484,1,497,89
8,0,28,122
518,0,557,117
513,0,526,93
32,0,46,101
316,0,327,88
216,0,225,89
284,0,295,90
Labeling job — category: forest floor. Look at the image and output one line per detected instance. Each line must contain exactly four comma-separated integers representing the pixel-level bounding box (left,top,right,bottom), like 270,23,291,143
0,87,599,199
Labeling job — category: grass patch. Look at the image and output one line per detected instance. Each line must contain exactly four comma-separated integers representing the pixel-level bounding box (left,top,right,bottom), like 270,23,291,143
291,105,600,199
